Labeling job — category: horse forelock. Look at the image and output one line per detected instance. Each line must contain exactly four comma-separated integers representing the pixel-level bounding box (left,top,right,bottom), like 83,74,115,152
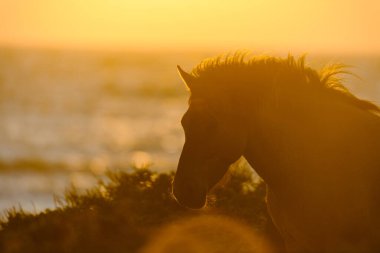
188,51,380,114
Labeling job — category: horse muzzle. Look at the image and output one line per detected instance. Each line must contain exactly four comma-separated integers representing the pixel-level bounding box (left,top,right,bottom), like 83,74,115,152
172,177,208,209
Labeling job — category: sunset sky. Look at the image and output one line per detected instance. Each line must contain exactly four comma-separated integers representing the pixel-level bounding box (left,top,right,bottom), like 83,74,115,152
0,0,379,54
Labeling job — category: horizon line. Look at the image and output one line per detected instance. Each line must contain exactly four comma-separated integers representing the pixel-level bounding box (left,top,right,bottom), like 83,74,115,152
1,42,380,58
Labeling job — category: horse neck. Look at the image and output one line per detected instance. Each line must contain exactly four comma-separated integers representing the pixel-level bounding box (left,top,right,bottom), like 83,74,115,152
239,77,338,186
241,81,380,189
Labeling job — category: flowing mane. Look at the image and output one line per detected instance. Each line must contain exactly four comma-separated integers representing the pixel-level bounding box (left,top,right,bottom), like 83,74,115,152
189,52,380,113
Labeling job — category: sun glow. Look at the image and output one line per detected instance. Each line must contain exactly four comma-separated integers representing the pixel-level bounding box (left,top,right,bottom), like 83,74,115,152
0,0,379,53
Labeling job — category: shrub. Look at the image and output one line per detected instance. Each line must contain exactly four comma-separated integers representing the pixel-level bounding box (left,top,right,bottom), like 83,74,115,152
0,166,283,253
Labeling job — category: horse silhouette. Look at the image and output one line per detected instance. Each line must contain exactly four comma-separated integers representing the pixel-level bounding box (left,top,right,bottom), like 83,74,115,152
172,52,380,253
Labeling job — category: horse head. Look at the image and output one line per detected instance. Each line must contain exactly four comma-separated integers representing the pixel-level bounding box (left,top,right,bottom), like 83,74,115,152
173,66,248,209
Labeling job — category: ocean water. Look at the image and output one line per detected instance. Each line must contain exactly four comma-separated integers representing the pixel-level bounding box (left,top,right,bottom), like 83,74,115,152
0,48,379,213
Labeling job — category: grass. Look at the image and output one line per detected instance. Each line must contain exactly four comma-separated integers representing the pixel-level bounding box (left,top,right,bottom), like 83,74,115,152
0,165,284,253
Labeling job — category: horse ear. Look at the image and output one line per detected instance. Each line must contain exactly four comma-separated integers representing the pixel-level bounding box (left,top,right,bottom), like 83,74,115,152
177,65,195,90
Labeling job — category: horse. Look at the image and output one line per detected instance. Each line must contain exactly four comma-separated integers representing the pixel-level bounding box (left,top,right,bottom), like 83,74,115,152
172,52,380,253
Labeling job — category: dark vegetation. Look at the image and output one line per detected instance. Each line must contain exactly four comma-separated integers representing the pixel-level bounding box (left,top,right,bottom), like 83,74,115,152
0,165,282,253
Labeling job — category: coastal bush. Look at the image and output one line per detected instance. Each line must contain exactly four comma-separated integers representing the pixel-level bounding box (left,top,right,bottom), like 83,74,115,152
0,166,282,253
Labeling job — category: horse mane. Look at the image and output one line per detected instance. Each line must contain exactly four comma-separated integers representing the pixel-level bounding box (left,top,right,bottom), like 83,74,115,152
190,52,380,113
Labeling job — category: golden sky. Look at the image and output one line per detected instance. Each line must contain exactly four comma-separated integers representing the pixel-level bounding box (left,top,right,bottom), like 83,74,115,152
0,0,379,54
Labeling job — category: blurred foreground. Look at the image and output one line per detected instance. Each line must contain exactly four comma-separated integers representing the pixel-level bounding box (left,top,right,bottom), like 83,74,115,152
141,215,272,253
